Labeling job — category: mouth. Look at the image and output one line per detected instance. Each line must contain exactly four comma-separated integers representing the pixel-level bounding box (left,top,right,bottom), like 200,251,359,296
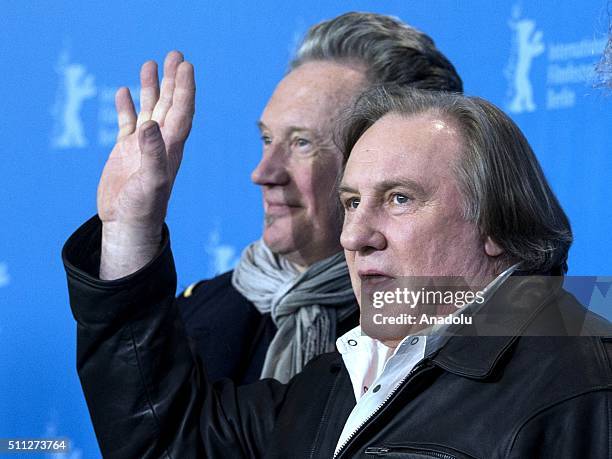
264,201,302,215
358,270,395,287
357,271,398,307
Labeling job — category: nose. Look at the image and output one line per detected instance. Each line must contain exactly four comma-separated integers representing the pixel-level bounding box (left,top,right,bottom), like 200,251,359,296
340,207,387,253
251,144,290,186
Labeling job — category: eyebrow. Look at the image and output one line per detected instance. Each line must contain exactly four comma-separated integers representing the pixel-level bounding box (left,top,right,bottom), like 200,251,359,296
256,120,316,135
338,178,431,200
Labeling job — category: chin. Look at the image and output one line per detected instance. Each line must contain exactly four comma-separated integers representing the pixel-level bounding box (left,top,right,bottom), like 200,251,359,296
262,231,295,256
262,216,305,252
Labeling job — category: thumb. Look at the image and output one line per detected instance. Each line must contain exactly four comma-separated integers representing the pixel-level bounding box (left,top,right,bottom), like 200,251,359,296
138,120,167,177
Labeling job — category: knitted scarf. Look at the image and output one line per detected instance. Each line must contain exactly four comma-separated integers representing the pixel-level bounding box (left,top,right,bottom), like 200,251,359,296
231,240,356,383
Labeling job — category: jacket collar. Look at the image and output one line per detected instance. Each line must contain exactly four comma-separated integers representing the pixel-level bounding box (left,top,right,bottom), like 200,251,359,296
430,275,564,379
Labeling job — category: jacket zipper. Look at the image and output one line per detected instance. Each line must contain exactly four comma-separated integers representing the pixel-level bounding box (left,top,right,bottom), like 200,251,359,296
364,446,456,458
333,361,430,458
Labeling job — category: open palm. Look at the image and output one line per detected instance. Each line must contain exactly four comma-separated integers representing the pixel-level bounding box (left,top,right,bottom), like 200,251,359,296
98,51,195,228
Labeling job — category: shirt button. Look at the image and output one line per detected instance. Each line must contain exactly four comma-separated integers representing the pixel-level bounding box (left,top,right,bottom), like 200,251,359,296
410,337,419,345
348,339,358,346
372,385,381,393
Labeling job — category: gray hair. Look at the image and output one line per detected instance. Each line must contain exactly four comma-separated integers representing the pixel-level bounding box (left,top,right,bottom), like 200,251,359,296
340,86,572,274
290,12,462,93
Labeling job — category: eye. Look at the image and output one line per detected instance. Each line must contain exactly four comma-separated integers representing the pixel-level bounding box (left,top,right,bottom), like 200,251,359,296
343,196,360,210
391,193,411,205
261,135,272,146
291,137,311,149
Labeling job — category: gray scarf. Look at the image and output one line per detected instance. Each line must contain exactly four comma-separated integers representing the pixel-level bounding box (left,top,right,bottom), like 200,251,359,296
231,239,356,383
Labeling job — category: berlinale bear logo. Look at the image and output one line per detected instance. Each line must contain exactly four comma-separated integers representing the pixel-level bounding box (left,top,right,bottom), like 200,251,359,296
51,49,97,149
505,5,545,114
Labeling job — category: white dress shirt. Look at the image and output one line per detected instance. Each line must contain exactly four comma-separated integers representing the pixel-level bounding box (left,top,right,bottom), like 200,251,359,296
334,328,427,456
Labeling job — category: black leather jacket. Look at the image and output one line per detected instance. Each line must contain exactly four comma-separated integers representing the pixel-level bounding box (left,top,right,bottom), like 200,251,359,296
63,218,612,458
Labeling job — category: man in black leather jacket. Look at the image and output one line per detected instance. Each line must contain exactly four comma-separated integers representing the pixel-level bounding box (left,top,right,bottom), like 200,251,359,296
64,88,612,458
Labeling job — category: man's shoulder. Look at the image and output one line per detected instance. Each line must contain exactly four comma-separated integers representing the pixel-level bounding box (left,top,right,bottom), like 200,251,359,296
177,270,237,302
499,334,611,429
516,335,612,382
516,288,612,389
556,287,612,335
176,270,260,324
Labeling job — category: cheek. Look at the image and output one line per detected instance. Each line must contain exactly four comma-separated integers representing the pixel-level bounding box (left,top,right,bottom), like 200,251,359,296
446,224,485,263
289,163,317,205
394,219,483,275
299,158,341,211
385,219,419,245
385,218,448,268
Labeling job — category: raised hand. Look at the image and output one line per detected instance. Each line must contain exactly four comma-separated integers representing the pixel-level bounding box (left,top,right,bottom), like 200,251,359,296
98,51,195,279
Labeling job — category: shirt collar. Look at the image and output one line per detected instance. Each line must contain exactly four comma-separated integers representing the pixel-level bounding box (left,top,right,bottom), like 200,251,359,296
336,325,420,358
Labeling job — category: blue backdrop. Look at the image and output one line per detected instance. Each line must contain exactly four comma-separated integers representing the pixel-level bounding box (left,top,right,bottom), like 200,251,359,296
1,1,610,457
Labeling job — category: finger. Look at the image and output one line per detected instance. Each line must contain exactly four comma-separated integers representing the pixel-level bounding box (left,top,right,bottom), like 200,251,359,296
152,50,184,125
138,120,168,180
136,61,160,128
164,61,196,142
115,87,137,140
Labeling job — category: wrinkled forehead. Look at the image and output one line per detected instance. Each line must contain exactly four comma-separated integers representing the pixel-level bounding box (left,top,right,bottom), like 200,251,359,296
342,112,464,187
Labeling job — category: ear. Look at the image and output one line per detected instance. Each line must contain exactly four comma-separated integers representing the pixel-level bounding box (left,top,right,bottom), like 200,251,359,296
484,236,504,257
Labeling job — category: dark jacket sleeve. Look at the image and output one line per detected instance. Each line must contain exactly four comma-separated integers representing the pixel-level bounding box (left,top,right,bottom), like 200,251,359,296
62,217,289,459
